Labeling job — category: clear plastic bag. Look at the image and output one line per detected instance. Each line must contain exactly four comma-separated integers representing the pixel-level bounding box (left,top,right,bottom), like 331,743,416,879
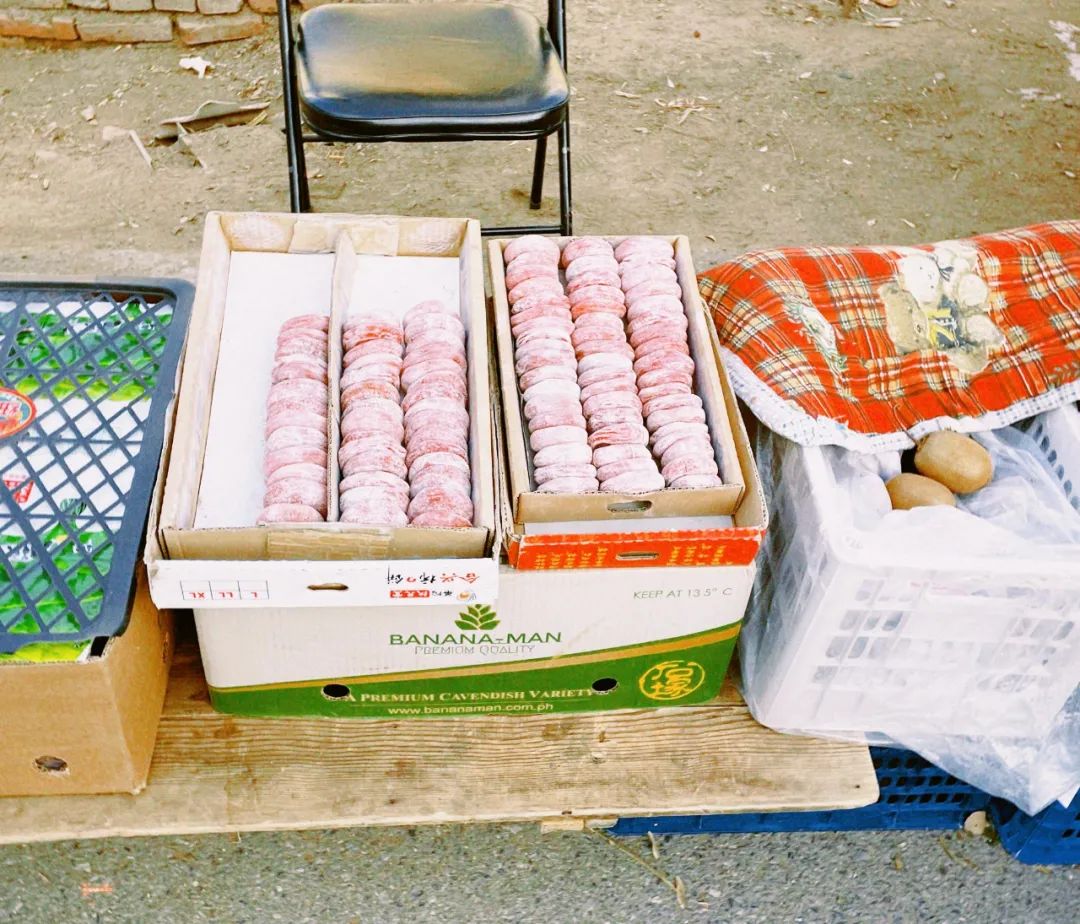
890,687,1080,815
963,427,1080,545
822,422,1080,554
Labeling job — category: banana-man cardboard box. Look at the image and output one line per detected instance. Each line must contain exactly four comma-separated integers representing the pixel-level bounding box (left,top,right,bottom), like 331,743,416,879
153,439,753,717
160,560,752,718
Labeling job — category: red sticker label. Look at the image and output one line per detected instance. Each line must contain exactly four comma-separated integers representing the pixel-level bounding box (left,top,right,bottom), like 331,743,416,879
0,387,36,441
2,471,33,504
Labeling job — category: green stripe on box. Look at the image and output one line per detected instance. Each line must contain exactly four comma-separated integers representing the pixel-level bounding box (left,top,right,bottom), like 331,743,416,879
208,629,740,718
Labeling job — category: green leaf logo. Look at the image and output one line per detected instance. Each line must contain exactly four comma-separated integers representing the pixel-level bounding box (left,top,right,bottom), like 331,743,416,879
454,603,499,631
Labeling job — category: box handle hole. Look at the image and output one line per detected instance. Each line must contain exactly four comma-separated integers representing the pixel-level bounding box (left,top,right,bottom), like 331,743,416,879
322,683,353,701
615,551,659,561
34,756,69,775
308,583,349,592
591,678,618,693
606,500,652,514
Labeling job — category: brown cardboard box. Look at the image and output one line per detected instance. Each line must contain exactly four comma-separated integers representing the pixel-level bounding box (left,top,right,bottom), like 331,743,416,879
490,235,767,570
492,235,744,525
0,568,173,797
158,211,495,562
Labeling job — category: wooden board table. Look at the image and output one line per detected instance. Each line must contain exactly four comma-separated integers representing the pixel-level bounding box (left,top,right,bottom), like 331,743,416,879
0,644,878,843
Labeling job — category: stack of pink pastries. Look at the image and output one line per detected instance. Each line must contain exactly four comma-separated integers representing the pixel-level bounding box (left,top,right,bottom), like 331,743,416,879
562,237,666,493
616,237,722,488
258,314,330,524
504,235,599,493
400,300,474,528
337,311,410,526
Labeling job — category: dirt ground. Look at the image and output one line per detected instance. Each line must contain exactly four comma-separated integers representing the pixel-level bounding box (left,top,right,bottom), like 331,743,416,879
1,0,1077,282
0,4,1078,919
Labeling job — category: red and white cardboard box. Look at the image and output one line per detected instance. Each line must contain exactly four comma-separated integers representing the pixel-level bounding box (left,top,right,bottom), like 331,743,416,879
490,235,767,570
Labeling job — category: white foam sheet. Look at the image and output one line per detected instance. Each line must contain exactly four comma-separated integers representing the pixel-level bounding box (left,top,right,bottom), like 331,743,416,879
194,251,460,530
194,252,334,529
345,254,459,324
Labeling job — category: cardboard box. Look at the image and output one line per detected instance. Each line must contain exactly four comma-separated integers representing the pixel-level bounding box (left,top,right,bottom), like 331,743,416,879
170,386,756,719
491,235,767,569
175,561,751,717
0,273,186,797
151,212,498,606
146,216,758,719
0,568,173,797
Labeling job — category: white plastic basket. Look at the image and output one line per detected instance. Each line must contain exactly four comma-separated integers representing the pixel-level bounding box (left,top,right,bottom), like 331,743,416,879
745,405,1080,739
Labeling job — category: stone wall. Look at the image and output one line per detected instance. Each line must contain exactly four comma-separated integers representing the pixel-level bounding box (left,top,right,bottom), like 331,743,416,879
0,0,323,44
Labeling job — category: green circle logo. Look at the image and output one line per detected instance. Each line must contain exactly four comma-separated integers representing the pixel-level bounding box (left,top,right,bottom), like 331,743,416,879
639,660,706,701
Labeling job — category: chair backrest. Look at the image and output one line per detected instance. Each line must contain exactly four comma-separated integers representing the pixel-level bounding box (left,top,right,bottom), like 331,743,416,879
275,1,568,71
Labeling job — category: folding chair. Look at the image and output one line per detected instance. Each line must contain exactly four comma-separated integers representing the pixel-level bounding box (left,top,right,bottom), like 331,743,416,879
275,0,573,235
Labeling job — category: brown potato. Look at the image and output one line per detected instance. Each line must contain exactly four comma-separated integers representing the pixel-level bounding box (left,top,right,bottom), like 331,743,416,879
886,473,957,510
914,431,993,494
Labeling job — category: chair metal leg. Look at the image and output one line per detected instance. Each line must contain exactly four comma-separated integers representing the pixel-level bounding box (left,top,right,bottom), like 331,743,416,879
556,119,572,235
285,119,311,214
277,0,311,212
529,136,547,210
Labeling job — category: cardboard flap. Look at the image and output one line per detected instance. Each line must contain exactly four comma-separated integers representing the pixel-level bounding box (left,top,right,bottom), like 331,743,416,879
160,213,232,534
515,482,744,524
338,219,401,256
148,554,499,608
266,527,394,560
219,212,297,252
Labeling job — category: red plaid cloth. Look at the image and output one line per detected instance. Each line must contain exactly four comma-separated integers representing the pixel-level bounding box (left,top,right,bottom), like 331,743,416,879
699,221,1080,448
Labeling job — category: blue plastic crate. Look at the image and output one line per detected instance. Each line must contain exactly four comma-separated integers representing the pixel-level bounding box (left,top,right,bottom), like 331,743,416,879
610,747,992,836
991,792,1080,866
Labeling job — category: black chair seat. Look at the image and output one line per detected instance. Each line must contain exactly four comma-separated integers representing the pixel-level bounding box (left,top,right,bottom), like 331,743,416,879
297,3,570,140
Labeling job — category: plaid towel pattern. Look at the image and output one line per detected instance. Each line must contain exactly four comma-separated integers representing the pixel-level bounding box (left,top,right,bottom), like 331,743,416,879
699,221,1080,450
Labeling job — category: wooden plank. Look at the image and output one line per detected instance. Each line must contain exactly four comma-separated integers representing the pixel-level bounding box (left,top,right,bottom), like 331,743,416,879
0,644,878,844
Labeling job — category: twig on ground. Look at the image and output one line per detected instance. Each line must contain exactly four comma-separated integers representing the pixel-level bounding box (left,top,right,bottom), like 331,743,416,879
937,835,979,870
584,828,688,910
129,131,153,170
647,831,660,860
